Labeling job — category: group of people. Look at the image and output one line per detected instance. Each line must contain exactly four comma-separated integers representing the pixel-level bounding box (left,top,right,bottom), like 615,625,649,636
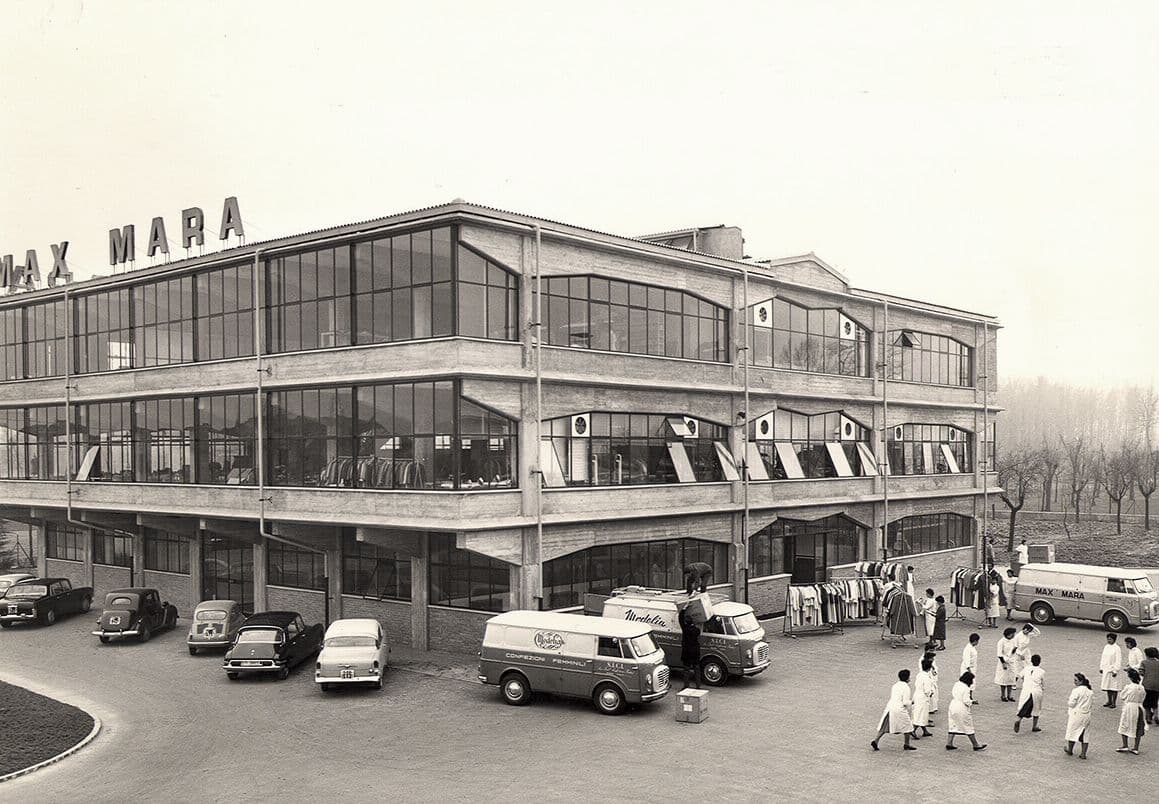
873,626,1159,758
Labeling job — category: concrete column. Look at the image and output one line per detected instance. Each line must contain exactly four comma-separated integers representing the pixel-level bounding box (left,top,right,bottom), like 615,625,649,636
327,529,342,623
32,521,47,577
519,525,541,609
731,511,747,604
410,533,429,651
82,526,94,590
510,562,524,611
132,531,145,588
252,540,268,612
189,533,203,605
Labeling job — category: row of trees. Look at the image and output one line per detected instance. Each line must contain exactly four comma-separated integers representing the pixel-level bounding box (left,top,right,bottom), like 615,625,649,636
997,381,1158,545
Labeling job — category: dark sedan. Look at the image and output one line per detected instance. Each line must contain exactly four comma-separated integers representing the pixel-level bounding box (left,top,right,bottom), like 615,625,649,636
92,588,179,643
223,611,323,681
0,578,93,627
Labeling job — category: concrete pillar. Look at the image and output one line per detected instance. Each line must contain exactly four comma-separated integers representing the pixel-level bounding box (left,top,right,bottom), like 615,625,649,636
519,525,541,609
82,526,94,590
32,521,47,577
132,531,145,588
510,562,524,610
410,533,429,651
252,540,268,612
189,533,203,605
326,529,342,623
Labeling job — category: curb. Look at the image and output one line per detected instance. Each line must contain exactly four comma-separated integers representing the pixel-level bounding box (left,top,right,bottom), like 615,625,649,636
0,693,102,784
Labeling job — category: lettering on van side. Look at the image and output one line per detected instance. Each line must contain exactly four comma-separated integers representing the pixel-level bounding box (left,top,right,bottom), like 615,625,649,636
1035,586,1084,600
623,610,670,627
503,652,548,663
596,661,634,677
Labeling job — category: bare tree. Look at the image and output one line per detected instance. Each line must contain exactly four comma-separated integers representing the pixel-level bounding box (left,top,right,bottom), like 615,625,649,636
1101,443,1135,534
1039,438,1062,512
1136,386,1158,531
1060,434,1092,523
998,446,1041,549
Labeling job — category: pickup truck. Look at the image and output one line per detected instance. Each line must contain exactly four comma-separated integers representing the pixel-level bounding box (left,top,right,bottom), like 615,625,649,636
0,577,94,627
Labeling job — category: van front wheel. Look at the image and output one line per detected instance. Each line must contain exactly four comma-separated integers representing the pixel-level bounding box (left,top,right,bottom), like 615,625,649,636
500,672,532,706
701,657,728,687
1030,603,1054,626
1104,610,1129,632
593,683,626,716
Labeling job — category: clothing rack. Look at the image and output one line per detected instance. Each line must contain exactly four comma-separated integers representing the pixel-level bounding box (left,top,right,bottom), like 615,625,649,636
880,581,922,649
782,578,883,638
948,566,992,624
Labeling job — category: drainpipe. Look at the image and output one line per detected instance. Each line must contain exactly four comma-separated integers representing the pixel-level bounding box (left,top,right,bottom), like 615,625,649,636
981,322,989,573
533,224,543,610
881,301,890,561
741,264,750,603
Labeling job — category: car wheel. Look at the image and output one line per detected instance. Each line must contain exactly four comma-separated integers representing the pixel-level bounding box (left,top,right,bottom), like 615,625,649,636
374,678,383,690
79,596,92,613
701,657,728,687
98,635,110,644
1030,603,1053,626
139,624,152,643
1104,610,1128,633
277,665,289,681
42,609,57,627
188,646,198,656
500,672,532,706
320,683,331,692
227,672,239,681
593,683,626,716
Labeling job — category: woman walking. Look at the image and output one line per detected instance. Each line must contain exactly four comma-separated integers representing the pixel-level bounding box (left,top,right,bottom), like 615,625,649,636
924,650,941,716
995,627,1018,702
1011,623,1040,685
1142,646,1159,725
946,672,987,751
960,633,981,704
1116,668,1147,755
1100,632,1123,708
1014,654,1045,733
912,658,936,737
1065,673,1093,759
872,669,917,751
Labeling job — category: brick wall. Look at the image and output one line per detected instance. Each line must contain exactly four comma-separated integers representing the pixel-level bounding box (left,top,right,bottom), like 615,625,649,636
748,573,790,617
428,606,493,654
268,585,327,626
45,559,86,590
340,595,413,646
142,570,194,618
93,564,132,597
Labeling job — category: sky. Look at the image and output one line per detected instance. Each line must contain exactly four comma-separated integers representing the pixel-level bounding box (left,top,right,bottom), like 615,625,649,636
1,1,1156,388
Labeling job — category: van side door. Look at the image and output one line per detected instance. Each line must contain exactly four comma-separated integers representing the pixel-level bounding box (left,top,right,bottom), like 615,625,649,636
594,636,637,697
1104,577,1137,624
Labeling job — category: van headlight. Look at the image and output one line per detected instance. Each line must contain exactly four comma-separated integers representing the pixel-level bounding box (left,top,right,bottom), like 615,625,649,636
745,649,752,661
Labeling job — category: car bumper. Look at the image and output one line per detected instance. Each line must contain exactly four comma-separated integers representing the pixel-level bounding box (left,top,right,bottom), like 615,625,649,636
640,689,669,702
189,638,233,648
224,663,285,674
0,613,36,622
92,629,140,637
741,660,771,676
315,674,380,684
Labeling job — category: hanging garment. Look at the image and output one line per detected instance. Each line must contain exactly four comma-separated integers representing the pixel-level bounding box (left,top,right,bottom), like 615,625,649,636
885,589,916,637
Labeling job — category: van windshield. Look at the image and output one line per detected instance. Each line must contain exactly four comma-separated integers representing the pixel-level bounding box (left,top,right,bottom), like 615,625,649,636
629,634,660,657
1131,578,1154,594
730,612,762,634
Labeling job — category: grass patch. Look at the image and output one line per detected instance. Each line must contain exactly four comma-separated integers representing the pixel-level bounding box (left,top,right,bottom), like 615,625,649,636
0,680,94,776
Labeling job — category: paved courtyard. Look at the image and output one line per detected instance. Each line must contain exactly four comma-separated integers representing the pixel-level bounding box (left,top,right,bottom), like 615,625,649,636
0,606,1151,803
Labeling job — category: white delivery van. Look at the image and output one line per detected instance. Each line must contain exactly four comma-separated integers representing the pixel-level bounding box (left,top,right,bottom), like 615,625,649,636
477,610,670,715
601,587,770,686
1011,563,1159,632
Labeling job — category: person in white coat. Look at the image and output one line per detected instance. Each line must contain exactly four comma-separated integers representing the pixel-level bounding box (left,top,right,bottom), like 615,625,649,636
1014,654,1046,733
1116,668,1147,755
1011,623,1040,685
994,627,1018,702
1125,637,1144,673
920,589,937,643
1100,632,1124,708
872,669,917,751
923,650,940,715
912,658,936,738
1065,673,1093,759
960,633,981,703
946,671,987,751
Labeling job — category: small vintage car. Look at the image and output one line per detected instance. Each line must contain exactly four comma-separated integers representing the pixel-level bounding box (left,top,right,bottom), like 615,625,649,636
0,577,93,627
187,599,246,655
223,611,323,681
315,618,390,691
0,573,36,596
92,588,179,643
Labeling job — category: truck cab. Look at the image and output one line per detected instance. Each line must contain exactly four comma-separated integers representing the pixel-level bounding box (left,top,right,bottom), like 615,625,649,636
600,587,770,686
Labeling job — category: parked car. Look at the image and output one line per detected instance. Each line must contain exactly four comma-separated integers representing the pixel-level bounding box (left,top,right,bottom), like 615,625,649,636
187,600,246,655
316,618,390,691
223,611,323,681
0,573,35,596
0,577,93,627
92,588,179,643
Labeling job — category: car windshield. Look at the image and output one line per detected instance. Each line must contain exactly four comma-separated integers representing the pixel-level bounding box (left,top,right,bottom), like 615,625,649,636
325,636,377,648
237,628,282,643
4,584,46,598
196,610,229,622
629,634,660,657
1131,578,1154,594
731,612,762,634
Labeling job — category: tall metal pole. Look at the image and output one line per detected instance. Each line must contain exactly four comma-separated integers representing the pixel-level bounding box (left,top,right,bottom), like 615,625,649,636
533,225,543,610
881,302,890,561
741,266,750,603
981,322,990,574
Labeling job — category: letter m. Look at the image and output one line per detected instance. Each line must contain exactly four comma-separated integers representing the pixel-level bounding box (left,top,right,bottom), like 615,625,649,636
109,225,136,266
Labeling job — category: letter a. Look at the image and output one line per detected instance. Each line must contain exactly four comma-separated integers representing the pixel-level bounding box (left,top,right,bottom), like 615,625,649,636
148,217,170,258
19,250,41,288
219,196,244,241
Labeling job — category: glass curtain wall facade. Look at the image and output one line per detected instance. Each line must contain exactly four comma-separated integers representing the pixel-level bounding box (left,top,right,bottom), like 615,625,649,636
542,538,729,609
751,409,874,479
887,513,973,556
887,424,971,475
748,515,867,582
542,276,728,361
749,297,869,377
888,330,972,387
0,405,68,479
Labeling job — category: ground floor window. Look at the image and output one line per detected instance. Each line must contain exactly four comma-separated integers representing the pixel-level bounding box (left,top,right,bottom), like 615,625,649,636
202,533,254,613
748,515,867,583
542,537,729,609
45,523,86,561
268,541,326,591
429,532,510,612
144,528,190,574
887,513,973,557
341,530,411,601
92,531,133,567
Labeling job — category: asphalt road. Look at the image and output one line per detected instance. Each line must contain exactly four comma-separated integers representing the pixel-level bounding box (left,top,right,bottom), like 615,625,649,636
0,608,1153,803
